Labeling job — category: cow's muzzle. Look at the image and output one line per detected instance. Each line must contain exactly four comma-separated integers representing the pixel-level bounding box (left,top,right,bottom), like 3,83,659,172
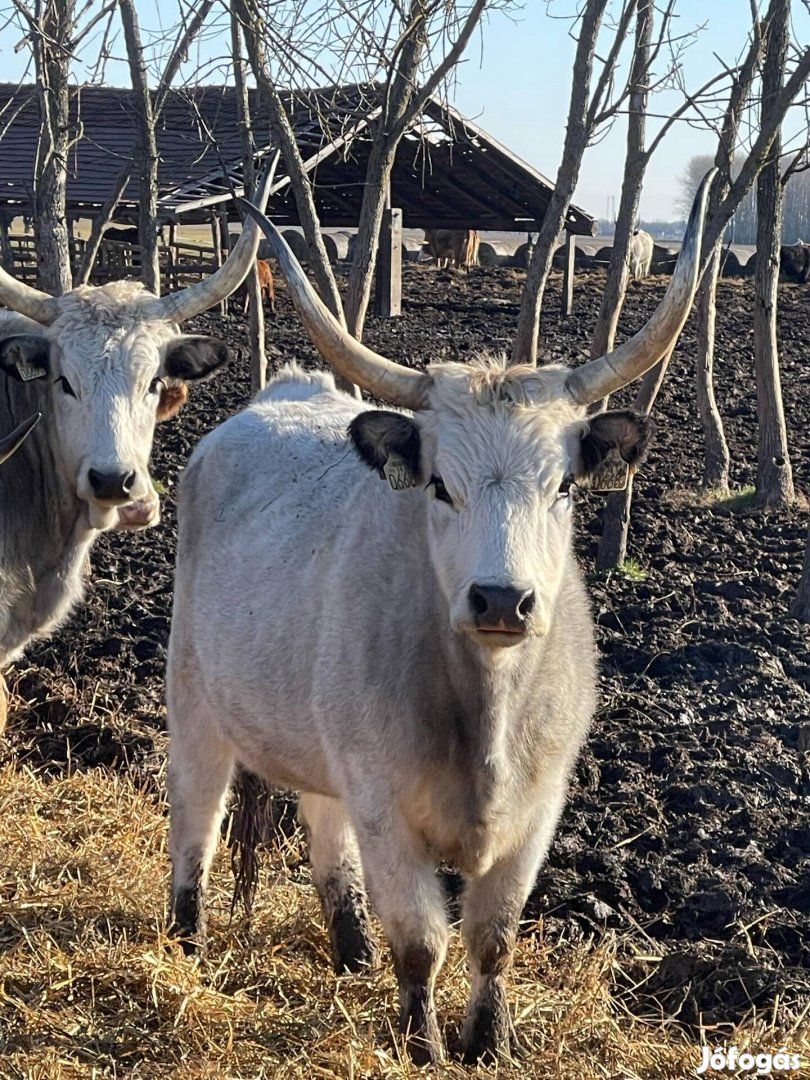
469,584,536,636
87,468,137,503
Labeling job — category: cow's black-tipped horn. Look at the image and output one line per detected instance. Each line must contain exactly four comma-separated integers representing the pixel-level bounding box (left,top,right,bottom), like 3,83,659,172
565,169,716,406
0,412,40,465
150,155,279,324
237,199,431,411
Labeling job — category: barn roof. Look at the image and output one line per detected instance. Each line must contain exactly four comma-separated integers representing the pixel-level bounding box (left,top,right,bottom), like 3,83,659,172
0,82,596,234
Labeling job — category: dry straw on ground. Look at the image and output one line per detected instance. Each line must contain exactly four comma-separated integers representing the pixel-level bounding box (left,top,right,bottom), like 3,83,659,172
0,761,807,1079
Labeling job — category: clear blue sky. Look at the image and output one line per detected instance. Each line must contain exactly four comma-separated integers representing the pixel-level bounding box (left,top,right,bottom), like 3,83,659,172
1,0,807,221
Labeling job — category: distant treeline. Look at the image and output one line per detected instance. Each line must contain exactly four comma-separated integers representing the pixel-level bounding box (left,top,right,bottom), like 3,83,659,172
678,154,810,245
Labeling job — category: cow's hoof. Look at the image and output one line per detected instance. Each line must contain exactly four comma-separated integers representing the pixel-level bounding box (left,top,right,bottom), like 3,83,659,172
406,1032,445,1067
330,905,379,974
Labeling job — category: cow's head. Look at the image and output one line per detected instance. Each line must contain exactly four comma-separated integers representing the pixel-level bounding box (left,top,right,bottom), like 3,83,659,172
239,171,713,650
349,368,653,646
0,172,272,529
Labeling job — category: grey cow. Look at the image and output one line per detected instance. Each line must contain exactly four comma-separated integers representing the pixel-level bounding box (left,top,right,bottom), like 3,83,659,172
0,173,272,733
166,175,713,1064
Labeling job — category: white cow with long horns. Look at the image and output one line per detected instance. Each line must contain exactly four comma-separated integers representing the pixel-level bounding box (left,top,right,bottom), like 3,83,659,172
166,174,714,1064
0,172,273,732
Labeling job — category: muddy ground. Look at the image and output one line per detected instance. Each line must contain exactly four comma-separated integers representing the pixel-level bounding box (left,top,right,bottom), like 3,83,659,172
4,263,809,1035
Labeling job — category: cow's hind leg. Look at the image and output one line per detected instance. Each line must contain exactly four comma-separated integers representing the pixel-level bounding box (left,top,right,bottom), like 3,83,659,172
298,792,377,973
167,718,234,954
461,792,568,1064
355,813,449,1064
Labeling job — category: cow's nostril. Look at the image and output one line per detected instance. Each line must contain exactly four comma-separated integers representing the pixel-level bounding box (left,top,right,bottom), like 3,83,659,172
518,590,536,618
469,585,489,616
88,469,137,500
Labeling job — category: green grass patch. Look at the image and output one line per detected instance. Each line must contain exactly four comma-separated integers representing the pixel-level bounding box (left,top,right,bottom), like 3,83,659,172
707,484,756,512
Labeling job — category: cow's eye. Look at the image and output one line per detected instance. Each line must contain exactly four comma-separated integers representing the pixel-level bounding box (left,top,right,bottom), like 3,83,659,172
149,376,164,395
430,475,454,506
56,375,77,399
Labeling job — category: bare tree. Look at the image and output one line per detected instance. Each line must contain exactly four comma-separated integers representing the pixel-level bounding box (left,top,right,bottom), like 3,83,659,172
693,0,810,493
589,1,656,376
236,0,508,346
231,9,266,393
117,0,217,295
234,0,346,329
340,1,492,339
10,0,110,293
596,0,810,567
119,0,160,292
753,0,794,508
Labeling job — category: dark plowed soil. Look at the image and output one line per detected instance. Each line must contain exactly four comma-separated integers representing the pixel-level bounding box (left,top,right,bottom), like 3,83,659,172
4,264,809,1033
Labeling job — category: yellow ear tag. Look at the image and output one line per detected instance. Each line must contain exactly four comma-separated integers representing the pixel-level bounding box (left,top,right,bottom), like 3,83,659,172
579,448,631,492
383,454,419,491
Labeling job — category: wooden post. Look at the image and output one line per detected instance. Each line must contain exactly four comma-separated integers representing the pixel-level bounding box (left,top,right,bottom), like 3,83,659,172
0,213,13,270
562,230,576,317
209,210,226,316
168,223,178,289
374,207,402,318
218,206,230,316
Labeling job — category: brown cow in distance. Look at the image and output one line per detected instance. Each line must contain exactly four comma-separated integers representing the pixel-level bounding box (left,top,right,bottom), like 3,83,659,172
238,258,276,315
424,229,480,271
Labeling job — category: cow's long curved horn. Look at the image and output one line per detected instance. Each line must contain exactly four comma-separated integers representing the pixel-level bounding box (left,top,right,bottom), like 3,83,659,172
149,162,277,324
0,266,60,326
0,412,40,465
238,199,430,410
565,169,715,407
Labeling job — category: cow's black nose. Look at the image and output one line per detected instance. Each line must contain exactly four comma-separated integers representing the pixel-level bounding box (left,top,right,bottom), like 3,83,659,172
88,468,136,500
469,584,535,631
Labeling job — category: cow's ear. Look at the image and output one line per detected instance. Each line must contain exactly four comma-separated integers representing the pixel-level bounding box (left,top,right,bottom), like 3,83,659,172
0,335,50,381
163,335,231,381
577,410,654,489
156,382,189,422
349,410,423,491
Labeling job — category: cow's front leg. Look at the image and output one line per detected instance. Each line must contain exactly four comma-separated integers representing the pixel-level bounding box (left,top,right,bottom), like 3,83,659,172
461,788,569,1063
0,671,7,735
355,813,448,1065
299,792,378,973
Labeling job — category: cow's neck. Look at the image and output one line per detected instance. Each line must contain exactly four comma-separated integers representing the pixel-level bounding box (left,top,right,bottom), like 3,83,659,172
0,382,94,584
441,619,549,756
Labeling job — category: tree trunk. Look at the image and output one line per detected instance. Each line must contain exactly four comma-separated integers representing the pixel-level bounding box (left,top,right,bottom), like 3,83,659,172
120,0,160,294
590,0,652,363
791,526,810,621
512,0,609,364
753,3,794,509
695,243,730,491
231,11,266,394
344,137,397,338
234,0,344,327
595,346,672,568
32,1,73,295
344,1,429,339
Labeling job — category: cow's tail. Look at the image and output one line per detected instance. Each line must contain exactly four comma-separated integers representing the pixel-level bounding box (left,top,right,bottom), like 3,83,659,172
227,768,274,916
